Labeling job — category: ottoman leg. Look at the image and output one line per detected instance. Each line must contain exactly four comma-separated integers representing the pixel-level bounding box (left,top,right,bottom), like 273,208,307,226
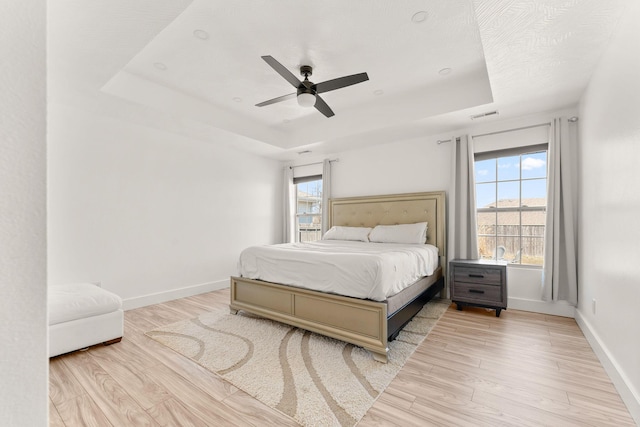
102,337,122,346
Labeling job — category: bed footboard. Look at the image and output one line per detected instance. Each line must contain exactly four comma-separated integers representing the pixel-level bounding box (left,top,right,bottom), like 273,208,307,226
230,276,389,362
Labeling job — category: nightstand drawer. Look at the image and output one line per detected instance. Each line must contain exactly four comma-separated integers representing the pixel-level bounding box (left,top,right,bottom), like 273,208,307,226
453,266,502,285
451,282,503,305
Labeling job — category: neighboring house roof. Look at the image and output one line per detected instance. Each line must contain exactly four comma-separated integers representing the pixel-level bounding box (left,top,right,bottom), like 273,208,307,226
482,198,546,208
478,198,546,227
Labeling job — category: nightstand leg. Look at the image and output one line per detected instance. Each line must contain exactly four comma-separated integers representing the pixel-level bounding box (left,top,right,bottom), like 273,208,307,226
496,308,501,317
456,303,463,311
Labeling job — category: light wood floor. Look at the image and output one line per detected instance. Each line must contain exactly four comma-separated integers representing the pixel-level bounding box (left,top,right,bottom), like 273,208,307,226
49,288,636,426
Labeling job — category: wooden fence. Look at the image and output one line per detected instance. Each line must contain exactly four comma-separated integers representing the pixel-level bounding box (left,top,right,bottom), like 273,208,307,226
478,225,545,264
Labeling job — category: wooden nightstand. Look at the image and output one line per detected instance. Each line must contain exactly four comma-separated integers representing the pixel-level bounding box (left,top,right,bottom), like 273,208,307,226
449,259,508,317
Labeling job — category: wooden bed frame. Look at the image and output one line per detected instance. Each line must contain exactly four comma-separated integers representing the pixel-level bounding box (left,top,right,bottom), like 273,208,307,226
230,191,446,363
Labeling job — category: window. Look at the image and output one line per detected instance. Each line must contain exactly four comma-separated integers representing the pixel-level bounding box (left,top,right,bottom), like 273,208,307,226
294,175,322,242
475,145,547,265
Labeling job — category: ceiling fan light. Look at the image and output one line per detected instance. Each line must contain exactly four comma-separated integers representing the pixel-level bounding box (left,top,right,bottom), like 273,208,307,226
297,92,316,108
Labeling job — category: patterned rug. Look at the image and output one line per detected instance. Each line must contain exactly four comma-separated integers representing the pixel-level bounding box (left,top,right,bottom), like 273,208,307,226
146,299,450,427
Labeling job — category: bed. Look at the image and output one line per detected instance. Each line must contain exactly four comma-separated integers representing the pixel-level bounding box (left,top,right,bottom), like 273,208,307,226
230,191,446,363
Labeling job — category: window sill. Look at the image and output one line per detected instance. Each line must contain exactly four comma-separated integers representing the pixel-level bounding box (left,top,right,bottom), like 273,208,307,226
506,263,542,270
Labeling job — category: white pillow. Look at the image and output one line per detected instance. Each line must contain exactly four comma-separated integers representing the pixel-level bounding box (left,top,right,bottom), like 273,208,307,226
369,222,428,244
322,226,372,242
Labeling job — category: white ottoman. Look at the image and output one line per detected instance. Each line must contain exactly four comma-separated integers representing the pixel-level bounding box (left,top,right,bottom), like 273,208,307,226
49,283,123,357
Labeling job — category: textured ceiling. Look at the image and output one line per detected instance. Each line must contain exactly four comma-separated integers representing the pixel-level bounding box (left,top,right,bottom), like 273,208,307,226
48,0,629,159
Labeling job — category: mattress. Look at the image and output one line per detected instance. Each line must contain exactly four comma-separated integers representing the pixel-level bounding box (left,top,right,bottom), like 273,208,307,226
238,240,439,301
386,267,442,315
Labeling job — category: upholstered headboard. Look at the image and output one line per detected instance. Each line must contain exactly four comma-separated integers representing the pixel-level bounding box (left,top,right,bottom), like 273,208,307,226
329,191,446,267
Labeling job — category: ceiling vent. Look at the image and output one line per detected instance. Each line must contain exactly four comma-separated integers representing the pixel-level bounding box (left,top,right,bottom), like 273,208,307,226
470,110,499,120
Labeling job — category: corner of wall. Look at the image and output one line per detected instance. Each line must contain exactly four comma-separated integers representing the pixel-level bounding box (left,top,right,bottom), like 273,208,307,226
575,308,640,424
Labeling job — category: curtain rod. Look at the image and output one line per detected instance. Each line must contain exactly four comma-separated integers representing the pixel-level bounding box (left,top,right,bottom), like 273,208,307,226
436,122,553,144
437,137,459,145
289,158,339,169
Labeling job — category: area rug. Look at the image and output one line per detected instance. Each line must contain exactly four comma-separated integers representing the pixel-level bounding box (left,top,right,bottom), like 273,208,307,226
146,298,450,427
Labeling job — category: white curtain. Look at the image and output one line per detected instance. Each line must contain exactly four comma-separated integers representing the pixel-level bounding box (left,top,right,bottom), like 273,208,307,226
542,117,578,305
321,159,332,236
450,135,479,260
282,167,295,243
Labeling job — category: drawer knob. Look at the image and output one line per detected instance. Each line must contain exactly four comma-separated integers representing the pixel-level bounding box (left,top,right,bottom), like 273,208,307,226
469,289,485,294
469,274,485,278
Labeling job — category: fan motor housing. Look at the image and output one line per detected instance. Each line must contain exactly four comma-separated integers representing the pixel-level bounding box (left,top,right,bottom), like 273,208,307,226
297,86,315,96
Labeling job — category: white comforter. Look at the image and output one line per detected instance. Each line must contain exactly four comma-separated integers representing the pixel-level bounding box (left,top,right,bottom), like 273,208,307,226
237,240,439,301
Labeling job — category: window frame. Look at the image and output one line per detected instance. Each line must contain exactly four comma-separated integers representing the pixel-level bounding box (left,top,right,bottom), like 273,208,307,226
475,144,548,267
294,175,323,243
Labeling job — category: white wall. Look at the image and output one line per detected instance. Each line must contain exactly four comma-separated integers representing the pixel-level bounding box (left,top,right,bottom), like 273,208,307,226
325,112,575,316
330,135,452,198
48,104,282,309
577,0,640,421
0,0,48,425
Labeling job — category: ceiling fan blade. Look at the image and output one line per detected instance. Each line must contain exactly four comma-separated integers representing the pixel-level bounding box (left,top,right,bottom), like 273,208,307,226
313,72,369,94
255,92,296,107
314,95,335,118
261,55,302,88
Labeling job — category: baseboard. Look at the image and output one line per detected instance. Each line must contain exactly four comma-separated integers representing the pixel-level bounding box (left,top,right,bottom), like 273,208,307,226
507,297,575,318
575,309,640,424
122,279,229,310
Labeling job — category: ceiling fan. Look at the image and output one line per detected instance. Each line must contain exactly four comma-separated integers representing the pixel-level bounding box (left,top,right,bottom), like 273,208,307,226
255,55,369,118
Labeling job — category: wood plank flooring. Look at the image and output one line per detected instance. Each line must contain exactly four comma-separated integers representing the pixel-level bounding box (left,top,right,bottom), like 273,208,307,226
49,288,636,426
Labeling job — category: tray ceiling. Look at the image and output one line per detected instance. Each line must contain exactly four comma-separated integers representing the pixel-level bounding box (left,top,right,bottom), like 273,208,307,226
49,0,629,159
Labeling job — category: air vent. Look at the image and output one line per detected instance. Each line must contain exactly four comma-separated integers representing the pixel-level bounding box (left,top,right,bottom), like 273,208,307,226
470,110,499,120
